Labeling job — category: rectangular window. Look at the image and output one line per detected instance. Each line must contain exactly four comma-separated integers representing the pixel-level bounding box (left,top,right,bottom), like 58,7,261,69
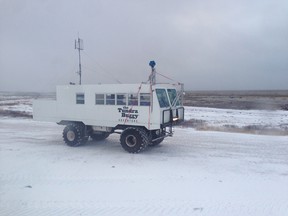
167,89,180,106
117,94,127,105
156,89,170,108
76,93,85,104
106,94,115,105
140,93,150,106
95,94,105,105
128,94,138,106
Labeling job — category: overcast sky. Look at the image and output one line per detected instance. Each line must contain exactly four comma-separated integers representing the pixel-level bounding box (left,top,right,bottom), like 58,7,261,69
0,0,287,92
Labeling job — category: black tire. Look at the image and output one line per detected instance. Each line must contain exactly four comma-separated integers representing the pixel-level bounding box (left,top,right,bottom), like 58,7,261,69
63,123,87,147
90,132,110,141
149,130,164,147
120,127,149,153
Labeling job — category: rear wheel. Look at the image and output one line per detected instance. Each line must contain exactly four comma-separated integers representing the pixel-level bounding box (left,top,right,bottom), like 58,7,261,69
120,127,149,153
90,132,110,141
63,123,87,147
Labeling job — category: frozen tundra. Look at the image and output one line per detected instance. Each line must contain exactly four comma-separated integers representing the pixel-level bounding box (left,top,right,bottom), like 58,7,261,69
33,83,184,153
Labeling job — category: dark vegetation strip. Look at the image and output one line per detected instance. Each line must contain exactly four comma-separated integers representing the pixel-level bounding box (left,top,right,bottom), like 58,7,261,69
179,119,288,136
0,109,32,118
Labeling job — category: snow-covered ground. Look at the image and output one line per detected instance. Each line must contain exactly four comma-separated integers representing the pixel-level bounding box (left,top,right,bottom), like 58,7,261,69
0,96,288,215
184,106,288,134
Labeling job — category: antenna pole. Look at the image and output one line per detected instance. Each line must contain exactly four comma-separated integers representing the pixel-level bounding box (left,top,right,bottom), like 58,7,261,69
78,39,82,85
75,36,84,85
149,61,156,85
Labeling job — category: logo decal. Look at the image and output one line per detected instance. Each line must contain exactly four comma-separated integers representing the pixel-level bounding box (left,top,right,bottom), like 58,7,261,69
118,106,139,119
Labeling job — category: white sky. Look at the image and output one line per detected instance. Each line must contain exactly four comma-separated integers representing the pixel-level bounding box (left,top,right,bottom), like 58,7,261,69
0,0,287,92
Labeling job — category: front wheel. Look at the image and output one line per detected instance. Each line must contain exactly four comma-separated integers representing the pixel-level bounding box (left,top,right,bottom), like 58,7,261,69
120,127,149,153
63,123,87,147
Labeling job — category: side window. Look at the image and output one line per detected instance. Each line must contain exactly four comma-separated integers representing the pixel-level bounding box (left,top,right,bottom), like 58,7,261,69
95,94,104,105
76,93,85,104
106,94,115,105
128,94,138,106
156,89,170,108
140,93,150,106
117,94,127,105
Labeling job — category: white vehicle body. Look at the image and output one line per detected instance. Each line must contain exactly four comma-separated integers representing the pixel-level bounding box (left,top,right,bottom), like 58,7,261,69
33,82,184,153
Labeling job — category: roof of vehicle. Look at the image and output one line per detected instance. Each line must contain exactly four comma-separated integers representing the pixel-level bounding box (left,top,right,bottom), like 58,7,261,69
57,83,182,94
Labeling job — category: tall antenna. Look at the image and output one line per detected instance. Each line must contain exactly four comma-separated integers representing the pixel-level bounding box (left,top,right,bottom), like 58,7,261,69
75,36,84,85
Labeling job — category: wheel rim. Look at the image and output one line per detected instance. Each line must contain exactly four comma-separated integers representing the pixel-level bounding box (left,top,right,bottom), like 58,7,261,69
125,135,137,147
67,130,76,141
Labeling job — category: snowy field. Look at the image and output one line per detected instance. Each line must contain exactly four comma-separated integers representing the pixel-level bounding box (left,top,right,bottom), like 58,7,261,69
185,107,288,135
0,94,288,215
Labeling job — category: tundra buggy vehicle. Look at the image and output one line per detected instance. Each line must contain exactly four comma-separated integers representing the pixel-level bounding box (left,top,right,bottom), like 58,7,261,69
33,64,184,153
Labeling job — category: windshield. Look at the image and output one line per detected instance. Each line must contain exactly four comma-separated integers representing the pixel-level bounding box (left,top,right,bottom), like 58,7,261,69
156,89,170,108
167,89,180,106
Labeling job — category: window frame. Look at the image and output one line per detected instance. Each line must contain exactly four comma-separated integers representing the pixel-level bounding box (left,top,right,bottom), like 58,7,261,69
76,93,85,104
95,94,105,105
117,94,127,106
167,89,180,106
128,93,139,106
140,93,151,106
105,93,116,105
155,89,170,108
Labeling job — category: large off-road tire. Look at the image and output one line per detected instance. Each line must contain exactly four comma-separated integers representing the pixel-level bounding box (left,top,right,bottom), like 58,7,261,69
149,130,165,147
90,132,110,141
120,127,149,153
63,123,87,147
